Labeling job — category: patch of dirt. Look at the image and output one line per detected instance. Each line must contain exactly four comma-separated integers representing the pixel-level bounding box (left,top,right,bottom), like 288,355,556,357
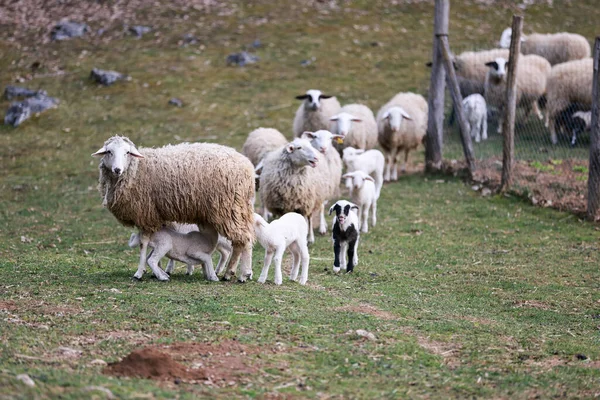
415,335,462,369
335,303,397,321
0,301,18,312
513,300,552,310
104,340,262,386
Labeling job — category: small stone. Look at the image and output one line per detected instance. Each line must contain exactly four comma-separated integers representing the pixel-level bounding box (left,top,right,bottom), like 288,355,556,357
129,25,151,38
90,359,108,366
355,329,376,341
169,98,183,107
575,354,588,360
16,374,35,387
481,188,492,197
90,69,126,86
226,51,259,67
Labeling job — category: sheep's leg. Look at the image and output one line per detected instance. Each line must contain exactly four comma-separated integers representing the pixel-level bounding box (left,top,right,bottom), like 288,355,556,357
361,205,369,233
319,202,327,235
222,245,241,281
146,248,170,282
332,238,342,273
133,232,151,280
298,240,310,285
346,238,357,273
258,249,275,284
186,264,195,275
533,100,543,120
352,236,359,267
383,152,392,182
196,253,219,282
237,241,253,282
481,116,488,141
389,148,399,181
272,246,285,286
550,120,558,145
374,170,383,199
288,242,301,281
402,149,410,174
371,201,377,227
496,109,504,134
307,214,315,245
340,242,348,271
165,259,176,275
215,244,231,276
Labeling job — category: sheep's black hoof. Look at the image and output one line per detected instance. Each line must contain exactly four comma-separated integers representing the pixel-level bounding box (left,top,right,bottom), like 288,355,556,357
221,275,233,282
132,276,143,281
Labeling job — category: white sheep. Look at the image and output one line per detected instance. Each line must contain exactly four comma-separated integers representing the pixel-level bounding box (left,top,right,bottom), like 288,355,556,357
329,200,360,273
376,92,428,181
242,127,288,167
342,147,384,198
259,138,329,244
342,171,377,234
462,94,488,143
545,58,593,144
499,28,591,66
293,89,341,137
451,49,511,97
254,213,310,285
93,136,255,282
484,55,551,133
330,104,378,152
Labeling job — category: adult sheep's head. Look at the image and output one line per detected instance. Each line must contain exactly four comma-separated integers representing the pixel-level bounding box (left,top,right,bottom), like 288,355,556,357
329,112,362,137
296,89,333,111
381,107,412,132
285,138,319,168
485,58,509,82
301,130,344,155
342,171,374,191
92,136,144,176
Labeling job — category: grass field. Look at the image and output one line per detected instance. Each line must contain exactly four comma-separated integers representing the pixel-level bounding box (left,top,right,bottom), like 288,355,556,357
1,1,600,398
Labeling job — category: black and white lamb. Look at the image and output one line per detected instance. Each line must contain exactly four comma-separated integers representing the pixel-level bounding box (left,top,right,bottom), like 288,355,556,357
329,200,360,273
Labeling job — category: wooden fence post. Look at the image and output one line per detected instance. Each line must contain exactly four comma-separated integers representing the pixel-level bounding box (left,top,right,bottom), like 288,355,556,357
586,37,600,220
440,36,475,178
425,0,448,172
499,15,523,192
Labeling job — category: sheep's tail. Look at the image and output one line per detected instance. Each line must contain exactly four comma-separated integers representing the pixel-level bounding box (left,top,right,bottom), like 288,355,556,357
128,232,140,248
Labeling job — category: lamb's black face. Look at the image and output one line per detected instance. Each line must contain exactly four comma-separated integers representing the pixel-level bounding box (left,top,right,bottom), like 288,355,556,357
329,201,354,226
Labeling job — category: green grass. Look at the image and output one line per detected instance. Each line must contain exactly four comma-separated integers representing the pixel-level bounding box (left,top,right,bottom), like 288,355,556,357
2,1,600,398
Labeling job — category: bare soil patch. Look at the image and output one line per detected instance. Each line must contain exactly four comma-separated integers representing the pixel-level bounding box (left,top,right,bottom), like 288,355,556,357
513,300,552,310
335,303,397,321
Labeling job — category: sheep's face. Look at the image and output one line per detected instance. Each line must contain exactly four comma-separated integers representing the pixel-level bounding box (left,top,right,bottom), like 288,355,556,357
330,112,362,137
329,200,358,228
302,130,343,155
382,107,412,132
343,171,374,191
92,136,144,176
286,138,319,168
296,89,333,111
342,147,364,163
485,58,508,81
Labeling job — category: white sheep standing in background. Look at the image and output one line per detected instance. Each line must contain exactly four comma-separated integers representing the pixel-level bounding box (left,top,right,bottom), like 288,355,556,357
499,27,591,66
330,104,378,152
376,92,428,181
342,147,384,198
254,213,310,285
293,89,341,137
342,171,377,233
462,94,488,143
242,127,288,167
451,49,511,97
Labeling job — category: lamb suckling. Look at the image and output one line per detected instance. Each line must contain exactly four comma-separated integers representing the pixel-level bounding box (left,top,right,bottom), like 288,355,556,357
329,200,360,273
254,213,310,285
462,94,488,143
341,147,384,198
330,104,379,152
93,136,255,282
342,171,377,234
293,89,341,137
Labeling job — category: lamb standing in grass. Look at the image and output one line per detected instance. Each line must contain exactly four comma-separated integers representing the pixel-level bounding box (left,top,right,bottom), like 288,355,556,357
462,94,488,143
330,104,378,153
342,171,377,233
329,200,360,273
342,147,384,198
93,136,255,282
293,89,341,137
254,213,310,285
376,92,428,181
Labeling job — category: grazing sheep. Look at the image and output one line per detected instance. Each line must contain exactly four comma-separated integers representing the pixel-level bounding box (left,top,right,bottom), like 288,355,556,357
254,213,310,285
330,104,379,152
242,127,288,167
499,28,591,66
92,136,255,282
376,92,428,181
569,110,592,147
484,54,551,133
127,223,221,281
462,94,488,143
342,147,384,198
293,89,341,137
329,200,360,273
259,138,329,244
545,58,593,144
302,130,344,234
342,171,377,233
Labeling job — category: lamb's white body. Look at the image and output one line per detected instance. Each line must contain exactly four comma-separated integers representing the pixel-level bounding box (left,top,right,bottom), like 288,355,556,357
342,171,377,233
254,213,310,285
342,147,384,198
330,104,378,152
293,89,341,137
462,94,488,143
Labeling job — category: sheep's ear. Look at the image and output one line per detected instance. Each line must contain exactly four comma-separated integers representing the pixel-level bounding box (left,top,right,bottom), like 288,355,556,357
319,94,333,99
400,110,412,120
350,204,359,212
295,94,310,100
302,131,316,139
128,147,144,158
382,111,391,119
485,61,498,69
91,147,107,157
354,149,365,154
330,115,340,121
254,160,264,175
364,175,375,182
351,117,363,123
332,134,344,141
342,173,353,179
286,144,295,153
328,204,337,215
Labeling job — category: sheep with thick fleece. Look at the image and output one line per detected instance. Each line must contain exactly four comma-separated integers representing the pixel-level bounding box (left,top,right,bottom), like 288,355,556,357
242,127,288,167
499,28,591,66
330,104,378,152
376,92,428,181
462,94,488,143
342,171,377,234
254,213,310,285
259,138,329,244
293,89,341,137
452,49,510,97
545,58,593,144
484,54,551,133
93,136,255,282
342,147,384,198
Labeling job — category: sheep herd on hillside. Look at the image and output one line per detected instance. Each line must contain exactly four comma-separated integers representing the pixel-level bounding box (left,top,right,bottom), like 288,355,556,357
92,26,595,285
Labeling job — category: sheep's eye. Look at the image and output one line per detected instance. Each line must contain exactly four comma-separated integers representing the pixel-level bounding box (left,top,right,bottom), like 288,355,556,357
297,146,302,150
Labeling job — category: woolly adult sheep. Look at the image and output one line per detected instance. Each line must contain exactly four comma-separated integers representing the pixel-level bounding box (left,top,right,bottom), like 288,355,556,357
499,28,591,66
259,137,329,244
293,89,341,137
330,104,378,153
242,127,288,167
93,136,255,282
376,92,428,181
452,49,511,97
545,58,593,144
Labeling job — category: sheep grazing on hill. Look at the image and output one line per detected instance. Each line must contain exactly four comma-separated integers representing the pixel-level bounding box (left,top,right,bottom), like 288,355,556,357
342,171,377,233
242,127,288,167
92,136,255,282
330,104,378,153
545,58,593,145
342,147,384,198
258,138,329,244
499,28,591,66
376,92,428,181
293,89,341,137
462,94,488,143
484,54,551,133
329,200,360,273
254,213,310,285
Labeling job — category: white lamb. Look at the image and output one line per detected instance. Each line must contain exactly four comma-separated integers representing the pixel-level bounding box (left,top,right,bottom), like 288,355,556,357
462,94,488,143
293,89,341,137
254,213,310,286
342,171,377,233
330,104,378,152
342,147,384,198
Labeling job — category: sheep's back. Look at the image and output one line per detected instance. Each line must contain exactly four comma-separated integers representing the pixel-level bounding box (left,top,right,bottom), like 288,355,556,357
523,33,591,65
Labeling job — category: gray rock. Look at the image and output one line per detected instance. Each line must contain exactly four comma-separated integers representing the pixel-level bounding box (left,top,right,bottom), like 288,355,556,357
90,68,125,86
129,25,151,38
4,94,59,127
226,51,259,67
168,98,183,107
51,21,89,41
4,86,47,100
182,34,198,45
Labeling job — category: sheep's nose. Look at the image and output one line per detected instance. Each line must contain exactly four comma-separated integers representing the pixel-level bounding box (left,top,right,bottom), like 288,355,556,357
114,167,122,175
